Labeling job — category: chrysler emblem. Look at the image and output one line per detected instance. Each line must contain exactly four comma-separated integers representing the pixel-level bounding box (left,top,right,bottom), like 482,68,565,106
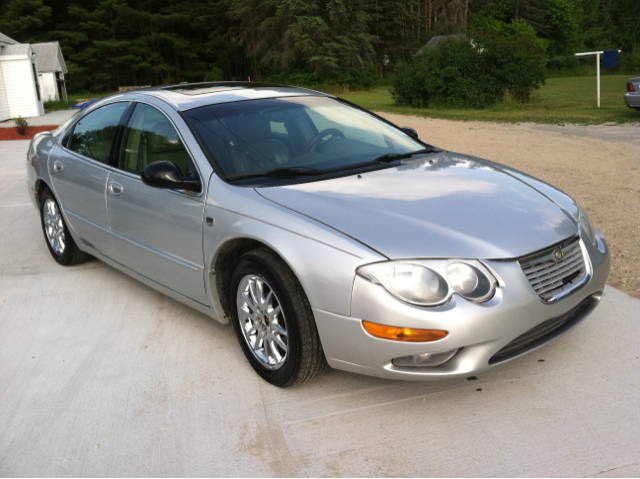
553,249,563,261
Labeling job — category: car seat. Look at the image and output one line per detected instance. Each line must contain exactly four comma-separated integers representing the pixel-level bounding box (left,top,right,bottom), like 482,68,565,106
231,113,291,172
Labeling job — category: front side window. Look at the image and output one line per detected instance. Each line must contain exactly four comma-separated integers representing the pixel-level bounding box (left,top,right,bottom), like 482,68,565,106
68,102,129,164
120,103,192,176
183,96,422,183
53,112,79,137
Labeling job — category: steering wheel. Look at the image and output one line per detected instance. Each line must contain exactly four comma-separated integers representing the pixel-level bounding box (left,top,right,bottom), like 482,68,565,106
303,128,345,154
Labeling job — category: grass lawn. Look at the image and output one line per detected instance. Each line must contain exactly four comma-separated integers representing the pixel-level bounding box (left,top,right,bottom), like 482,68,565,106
51,75,639,125
44,92,118,112
339,74,640,125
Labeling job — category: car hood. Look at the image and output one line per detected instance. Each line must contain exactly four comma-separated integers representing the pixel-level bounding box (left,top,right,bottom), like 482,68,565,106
256,152,578,259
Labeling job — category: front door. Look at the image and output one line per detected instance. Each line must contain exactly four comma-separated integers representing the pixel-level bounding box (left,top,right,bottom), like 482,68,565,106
48,101,129,254
105,102,208,305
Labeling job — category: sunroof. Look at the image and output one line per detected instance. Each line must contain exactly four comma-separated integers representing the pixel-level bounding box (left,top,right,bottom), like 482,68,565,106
162,82,294,95
163,83,242,95
172,87,241,96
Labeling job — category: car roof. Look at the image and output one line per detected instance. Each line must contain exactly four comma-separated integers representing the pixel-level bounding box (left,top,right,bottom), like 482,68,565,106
120,82,331,111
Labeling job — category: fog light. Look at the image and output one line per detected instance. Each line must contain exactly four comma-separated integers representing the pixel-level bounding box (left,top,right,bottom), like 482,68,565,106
392,349,459,367
362,321,448,342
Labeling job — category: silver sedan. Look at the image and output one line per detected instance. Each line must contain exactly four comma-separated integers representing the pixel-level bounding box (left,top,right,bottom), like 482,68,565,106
27,82,610,387
624,77,640,110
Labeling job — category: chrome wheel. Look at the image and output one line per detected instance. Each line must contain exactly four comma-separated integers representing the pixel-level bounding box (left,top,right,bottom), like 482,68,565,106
43,198,66,255
237,274,288,370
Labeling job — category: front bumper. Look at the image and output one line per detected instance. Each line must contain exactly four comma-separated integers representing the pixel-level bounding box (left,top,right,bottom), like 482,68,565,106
624,92,640,109
313,231,610,380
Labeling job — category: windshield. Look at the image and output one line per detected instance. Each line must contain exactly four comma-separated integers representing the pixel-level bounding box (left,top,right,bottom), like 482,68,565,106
183,96,424,182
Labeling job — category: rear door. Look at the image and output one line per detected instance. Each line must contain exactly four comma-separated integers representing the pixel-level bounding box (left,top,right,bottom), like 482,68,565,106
48,101,130,253
105,101,209,305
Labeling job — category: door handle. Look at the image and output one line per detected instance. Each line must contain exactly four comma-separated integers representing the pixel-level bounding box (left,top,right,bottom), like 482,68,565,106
52,161,63,172
108,182,123,196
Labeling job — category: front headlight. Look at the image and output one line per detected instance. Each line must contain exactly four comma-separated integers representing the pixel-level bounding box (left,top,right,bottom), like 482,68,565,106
577,204,597,245
357,259,497,307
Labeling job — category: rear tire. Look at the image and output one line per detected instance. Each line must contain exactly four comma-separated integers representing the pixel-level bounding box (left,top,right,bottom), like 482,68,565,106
230,248,327,387
39,188,91,266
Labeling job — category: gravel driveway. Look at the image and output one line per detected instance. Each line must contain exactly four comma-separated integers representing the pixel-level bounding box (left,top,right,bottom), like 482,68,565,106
377,114,640,300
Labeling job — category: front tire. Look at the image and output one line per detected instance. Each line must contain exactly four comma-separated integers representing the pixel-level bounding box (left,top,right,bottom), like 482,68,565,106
39,188,91,266
230,248,327,387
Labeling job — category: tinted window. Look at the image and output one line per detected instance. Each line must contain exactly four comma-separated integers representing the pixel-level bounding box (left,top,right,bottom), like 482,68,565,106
68,102,129,164
53,112,79,137
183,96,422,180
120,103,192,176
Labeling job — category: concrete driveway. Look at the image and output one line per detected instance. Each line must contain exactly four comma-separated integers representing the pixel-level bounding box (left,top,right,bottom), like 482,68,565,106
1,140,639,477
0,110,78,128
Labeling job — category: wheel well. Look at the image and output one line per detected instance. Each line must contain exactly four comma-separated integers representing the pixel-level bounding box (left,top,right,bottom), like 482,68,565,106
34,179,50,210
214,238,282,317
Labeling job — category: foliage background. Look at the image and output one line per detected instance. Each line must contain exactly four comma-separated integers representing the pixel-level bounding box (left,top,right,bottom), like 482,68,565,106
0,0,638,93
392,20,548,108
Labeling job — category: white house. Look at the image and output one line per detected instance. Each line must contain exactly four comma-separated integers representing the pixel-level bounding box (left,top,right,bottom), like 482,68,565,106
0,32,68,122
32,42,68,103
0,32,43,121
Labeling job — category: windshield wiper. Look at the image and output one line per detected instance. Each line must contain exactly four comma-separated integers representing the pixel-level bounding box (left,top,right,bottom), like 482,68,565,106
226,166,325,181
226,148,442,181
373,147,440,164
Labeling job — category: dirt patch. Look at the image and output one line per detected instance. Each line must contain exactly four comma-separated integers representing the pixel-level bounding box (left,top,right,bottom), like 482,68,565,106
377,113,640,299
0,126,56,141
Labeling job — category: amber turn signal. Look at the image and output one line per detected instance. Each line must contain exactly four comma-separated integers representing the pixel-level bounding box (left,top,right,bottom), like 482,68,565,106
362,321,448,342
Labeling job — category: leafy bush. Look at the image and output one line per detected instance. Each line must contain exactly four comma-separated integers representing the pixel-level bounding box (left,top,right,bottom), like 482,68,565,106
620,50,640,74
266,63,381,91
15,116,28,135
204,66,224,82
391,20,547,109
337,63,382,89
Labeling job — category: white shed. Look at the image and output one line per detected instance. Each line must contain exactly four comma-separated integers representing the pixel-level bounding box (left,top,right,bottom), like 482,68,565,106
31,42,68,102
0,32,44,122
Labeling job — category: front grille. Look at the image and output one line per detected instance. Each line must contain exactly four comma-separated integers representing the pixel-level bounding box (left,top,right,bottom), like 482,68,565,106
489,295,596,364
519,237,588,302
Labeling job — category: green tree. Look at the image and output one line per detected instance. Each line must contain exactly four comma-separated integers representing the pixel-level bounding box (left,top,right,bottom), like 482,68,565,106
472,0,582,59
369,0,423,64
229,0,375,76
0,0,52,41
545,0,581,56
3,0,638,93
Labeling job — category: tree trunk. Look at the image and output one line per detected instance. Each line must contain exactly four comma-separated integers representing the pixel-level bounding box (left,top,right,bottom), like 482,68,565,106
410,3,414,38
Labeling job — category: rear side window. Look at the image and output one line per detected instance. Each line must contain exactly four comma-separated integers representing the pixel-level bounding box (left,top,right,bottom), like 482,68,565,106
67,102,129,164
120,103,192,176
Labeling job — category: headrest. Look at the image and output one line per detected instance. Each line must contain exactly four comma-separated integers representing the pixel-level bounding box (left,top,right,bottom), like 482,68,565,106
237,113,270,142
149,121,182,153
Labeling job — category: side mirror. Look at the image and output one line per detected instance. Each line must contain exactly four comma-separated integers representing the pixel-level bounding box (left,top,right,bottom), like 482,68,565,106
141,161,200,192
400,126,419,140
